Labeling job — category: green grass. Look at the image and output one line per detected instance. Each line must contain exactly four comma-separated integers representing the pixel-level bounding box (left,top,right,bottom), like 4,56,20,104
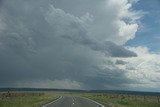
82,93,160,107
1,92,160,107
0,92,58,107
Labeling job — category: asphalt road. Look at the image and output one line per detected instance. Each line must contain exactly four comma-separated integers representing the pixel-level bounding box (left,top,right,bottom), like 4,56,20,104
42,96,109,107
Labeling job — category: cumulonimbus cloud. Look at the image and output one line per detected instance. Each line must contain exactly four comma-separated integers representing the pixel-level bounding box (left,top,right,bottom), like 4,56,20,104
0,0,143,90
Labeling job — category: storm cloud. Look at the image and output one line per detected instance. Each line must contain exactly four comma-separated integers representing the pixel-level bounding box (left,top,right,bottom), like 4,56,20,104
0,0,143,90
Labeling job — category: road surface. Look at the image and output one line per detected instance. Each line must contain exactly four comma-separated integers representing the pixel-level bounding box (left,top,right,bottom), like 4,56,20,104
42,96,109,107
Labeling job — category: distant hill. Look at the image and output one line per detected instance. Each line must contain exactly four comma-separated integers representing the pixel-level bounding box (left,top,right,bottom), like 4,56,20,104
0,88,160,96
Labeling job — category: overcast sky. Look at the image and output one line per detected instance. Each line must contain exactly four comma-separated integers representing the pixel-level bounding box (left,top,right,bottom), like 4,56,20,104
0,0,160,92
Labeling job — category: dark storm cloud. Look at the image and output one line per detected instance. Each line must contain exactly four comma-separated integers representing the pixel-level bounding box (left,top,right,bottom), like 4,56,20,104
63,34,137,57
79,66,134,89
89,41,137,57
0,0,137,89
115,60,128,65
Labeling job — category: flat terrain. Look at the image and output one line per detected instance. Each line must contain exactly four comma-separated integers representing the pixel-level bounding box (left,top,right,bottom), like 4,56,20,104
42,96,106,107
0,92,57,107
0,91,160,107
82,93,160,107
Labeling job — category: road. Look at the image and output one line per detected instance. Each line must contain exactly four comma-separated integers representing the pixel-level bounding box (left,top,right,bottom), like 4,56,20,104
42,96,109,107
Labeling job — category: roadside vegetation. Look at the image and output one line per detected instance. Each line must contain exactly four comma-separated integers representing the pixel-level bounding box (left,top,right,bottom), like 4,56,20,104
82,93,160,107
0,91,160,107
0,91,58,107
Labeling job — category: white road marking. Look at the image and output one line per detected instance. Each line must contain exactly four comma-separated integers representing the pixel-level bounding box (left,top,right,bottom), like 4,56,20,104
71,102,75,107
42,96,63,107
71,98,75,107
80,97,105,107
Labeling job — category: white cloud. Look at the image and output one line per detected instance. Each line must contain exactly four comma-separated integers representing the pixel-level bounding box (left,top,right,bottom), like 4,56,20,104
118,21,138,42
87,0,142,45
116,46,160,91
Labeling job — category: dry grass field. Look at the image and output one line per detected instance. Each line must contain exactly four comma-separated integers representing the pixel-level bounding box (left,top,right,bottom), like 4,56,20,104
0,91,58,107
81,93,160,107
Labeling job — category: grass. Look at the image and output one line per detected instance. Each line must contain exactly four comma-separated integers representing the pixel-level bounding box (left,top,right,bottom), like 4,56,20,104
82,93,160,107
0,92,58,107
0,91,160,107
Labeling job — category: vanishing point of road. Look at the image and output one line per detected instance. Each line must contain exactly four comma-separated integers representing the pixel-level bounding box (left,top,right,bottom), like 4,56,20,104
42,96,110,107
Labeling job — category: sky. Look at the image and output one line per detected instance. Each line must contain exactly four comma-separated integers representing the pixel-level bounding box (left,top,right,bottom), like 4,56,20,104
126,0,160,52
0,0,160,92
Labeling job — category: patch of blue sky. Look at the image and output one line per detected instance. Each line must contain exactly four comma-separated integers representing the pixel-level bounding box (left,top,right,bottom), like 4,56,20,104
126,0,160,52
